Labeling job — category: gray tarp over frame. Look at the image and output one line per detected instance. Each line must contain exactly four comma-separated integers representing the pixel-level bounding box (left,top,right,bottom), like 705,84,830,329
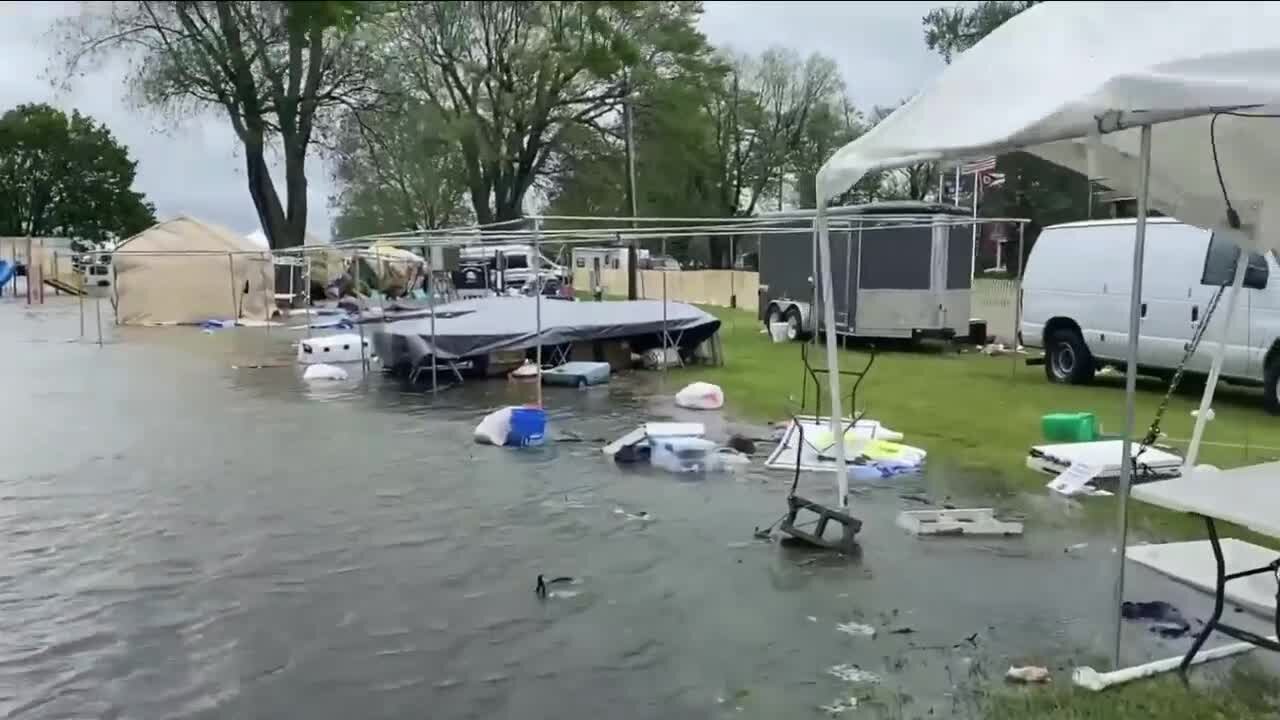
372,297,720,362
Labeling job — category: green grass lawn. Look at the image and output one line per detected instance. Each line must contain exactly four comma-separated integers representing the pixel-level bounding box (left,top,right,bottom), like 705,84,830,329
669,306,1280,718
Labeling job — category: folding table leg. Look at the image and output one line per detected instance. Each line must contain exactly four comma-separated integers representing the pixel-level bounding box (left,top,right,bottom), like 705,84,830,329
1180,516,1227,678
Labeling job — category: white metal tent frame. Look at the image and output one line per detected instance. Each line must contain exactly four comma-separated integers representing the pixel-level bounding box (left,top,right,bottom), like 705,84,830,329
811,2,1280,670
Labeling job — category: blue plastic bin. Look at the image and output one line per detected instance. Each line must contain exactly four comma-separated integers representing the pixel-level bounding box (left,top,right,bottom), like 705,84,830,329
506,407,547,447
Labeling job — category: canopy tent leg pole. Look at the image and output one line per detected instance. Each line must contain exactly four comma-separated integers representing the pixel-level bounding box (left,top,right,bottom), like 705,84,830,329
816,204,848,508
1183,252,1248,471
304,255,312,330
1111,123,1152,669
534,231,543,408
662,268,669,370
1012,222,1025,376
425,240,438,395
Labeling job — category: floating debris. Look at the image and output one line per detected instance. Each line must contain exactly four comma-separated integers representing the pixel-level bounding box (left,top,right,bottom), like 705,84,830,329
836,622,877,638
827,664,880,684
818,696,860,715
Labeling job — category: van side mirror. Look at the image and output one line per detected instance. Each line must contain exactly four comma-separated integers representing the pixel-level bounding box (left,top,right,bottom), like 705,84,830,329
1202,233,1269,290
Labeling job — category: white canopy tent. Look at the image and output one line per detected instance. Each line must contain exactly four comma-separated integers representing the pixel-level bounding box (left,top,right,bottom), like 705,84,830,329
814,1,1280,668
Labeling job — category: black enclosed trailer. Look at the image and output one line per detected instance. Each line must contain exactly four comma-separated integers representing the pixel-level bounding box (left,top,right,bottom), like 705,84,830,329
754,202,974,341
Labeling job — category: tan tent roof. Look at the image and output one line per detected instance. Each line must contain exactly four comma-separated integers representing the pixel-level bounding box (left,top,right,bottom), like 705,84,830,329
117,215,263,254
114,216,276,325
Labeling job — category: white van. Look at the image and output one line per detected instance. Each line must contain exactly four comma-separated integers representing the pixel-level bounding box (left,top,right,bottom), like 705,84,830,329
1020,218,1280,413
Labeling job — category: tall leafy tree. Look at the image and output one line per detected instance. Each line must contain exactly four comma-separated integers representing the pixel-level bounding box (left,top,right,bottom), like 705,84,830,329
55,1,382,249
330,100,472,239
0,103,155,241
386,1,712,225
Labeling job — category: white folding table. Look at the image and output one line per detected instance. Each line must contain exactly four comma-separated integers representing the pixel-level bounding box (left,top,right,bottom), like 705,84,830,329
1131,461,1280,674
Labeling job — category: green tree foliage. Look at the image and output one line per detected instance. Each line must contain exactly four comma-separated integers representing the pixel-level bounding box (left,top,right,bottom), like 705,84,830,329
55,1,382,249
549,44,854,266
385,1,713,225
330,100,472,239
0,103,155,241
921,0,1089,251
922,1,1040,63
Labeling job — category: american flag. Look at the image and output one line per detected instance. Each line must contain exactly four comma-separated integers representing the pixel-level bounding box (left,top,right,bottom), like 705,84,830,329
961,156,997,174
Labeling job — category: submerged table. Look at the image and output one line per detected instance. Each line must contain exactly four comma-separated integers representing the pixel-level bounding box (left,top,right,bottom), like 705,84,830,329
1131,461,1280,674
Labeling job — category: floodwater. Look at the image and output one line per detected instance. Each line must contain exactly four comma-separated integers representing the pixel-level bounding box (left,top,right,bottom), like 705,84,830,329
0,296,1267,719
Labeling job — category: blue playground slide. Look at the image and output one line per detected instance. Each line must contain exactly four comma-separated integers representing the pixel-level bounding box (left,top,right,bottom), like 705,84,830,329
0,260,14,287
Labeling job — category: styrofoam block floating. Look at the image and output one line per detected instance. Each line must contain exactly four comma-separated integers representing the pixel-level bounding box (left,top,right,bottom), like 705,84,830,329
297,333,369,364
896,508,1023,537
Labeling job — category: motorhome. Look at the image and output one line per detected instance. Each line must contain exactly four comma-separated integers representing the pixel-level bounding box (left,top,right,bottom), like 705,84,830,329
1019,217,1280,412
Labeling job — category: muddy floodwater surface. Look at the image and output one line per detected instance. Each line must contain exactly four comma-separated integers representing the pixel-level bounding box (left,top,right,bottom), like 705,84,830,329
0,299,1266,719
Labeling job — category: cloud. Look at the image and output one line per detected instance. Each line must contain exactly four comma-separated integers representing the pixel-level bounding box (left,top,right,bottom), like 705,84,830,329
0,1,948,241
699,1,947,110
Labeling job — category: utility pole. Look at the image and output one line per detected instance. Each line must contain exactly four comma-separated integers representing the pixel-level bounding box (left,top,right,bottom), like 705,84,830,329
624,74,640,300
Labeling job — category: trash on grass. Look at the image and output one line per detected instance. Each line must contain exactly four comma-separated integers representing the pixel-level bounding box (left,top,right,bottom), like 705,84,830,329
1073,639,1267,691
1191,407,1216,421
1006,666,1051,684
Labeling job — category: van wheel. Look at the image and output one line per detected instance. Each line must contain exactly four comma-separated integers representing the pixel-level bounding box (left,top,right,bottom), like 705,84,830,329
1045,328,1095,384
1264,357,1280,415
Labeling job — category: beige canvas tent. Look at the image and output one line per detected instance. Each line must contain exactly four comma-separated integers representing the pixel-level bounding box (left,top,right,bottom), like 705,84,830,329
114,216,275,324
354,241,425,296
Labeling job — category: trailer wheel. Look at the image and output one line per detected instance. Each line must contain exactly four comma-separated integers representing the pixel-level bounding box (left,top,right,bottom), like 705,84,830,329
764,304,783,331
785,307,806,342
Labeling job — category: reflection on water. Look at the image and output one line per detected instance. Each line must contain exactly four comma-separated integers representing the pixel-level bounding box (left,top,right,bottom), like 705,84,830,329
0,298,1256,719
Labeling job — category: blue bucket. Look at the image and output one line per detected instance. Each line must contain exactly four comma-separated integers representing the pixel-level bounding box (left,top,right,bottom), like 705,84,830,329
506,407,547,447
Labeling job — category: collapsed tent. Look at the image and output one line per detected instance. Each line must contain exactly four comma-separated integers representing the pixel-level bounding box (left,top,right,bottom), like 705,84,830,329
114,216,275,324
372,296,720,367
355,241,426,295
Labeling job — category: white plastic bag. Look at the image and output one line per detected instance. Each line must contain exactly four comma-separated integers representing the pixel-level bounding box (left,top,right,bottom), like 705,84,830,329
674,382,724,410
302,363,349,381
474,406,515,445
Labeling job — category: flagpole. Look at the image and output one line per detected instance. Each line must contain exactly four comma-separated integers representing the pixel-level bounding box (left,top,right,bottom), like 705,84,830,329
970,169,981,279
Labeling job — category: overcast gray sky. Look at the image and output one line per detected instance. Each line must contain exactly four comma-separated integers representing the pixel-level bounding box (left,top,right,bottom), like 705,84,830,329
0,1,948,240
